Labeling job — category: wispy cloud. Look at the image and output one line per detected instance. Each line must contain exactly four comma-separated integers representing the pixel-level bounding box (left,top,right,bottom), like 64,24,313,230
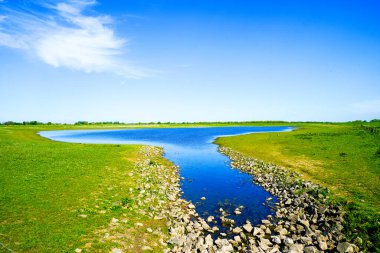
0,0,146,78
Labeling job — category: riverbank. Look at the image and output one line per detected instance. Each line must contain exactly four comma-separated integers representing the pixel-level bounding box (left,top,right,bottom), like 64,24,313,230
0,126,177,252
165,147,362,253
220,147,358,252
216,122,380,251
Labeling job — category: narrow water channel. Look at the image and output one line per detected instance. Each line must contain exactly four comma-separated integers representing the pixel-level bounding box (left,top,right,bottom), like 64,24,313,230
40,126,291,232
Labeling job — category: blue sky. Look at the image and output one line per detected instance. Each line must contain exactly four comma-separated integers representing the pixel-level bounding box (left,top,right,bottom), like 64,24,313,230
0,0,379,123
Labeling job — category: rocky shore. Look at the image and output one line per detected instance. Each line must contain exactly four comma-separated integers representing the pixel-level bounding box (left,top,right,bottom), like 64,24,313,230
164,147,361,253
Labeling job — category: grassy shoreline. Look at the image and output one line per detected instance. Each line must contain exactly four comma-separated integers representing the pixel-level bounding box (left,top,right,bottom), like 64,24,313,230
0,126,175,252
216,123,380,211
216,122,380,251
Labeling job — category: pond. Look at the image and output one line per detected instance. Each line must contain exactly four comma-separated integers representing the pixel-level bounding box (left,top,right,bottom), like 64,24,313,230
40,126,291,233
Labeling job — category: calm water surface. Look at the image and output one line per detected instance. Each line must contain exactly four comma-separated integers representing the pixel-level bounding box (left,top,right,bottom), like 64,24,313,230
40,126,291,231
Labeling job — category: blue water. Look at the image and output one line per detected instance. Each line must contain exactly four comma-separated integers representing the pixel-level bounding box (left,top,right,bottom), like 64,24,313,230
39,126,291,231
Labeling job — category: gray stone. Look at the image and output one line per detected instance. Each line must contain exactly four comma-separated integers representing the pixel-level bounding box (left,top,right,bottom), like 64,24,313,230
300,236,313,245
201,222,211,230
337,242,355,253
298,219,310,228
212,226,219,232
274,225,282,232
289,244,304,253
232,227,243,234
221,244,234,252
250,245,260,252
234,235,242,243
253,227,261,236
318,240,328,251
259,238,272,251
260,238,273,247
207,216,214,222
284,237,294,245
271,236,281,244
304,246,318,253
243,223,253,233
205,234,214,248
278,228,288,236
221,217,235,226
215,238,233,252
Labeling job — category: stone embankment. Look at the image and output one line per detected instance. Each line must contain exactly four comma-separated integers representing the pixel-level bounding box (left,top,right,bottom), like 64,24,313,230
164,147,360,253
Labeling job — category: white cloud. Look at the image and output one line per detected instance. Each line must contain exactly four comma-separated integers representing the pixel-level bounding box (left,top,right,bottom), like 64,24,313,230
0,0,146,78
351,98,380,115
0,32,29,48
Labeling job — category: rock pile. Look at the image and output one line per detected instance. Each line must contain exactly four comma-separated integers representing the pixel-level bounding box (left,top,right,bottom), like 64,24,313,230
164,147,360,252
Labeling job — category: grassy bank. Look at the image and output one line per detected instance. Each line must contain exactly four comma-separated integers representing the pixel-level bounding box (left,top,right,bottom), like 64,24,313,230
216,122,380,250
0,126,172,252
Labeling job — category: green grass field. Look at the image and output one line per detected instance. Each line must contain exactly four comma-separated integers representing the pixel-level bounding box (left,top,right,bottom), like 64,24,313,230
216,122,380,250
1,122,379,251
0,126,171,252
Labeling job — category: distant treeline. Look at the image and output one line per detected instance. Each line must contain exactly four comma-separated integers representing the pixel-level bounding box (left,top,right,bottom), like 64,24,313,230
1,119,379,126
74,120,290,125
1,121,126,125
1,120,290,125
2,121,50,125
